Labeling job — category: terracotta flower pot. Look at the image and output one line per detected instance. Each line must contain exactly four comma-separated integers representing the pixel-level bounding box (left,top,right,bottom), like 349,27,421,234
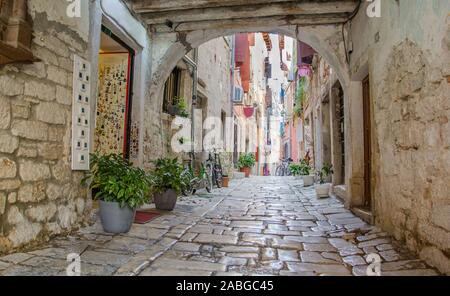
222,176,230,187
240,167,251,178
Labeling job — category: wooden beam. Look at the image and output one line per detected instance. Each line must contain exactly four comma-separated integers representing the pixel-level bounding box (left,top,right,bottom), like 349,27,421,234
151,14,349,33
131,0,294,13
141,1,357,25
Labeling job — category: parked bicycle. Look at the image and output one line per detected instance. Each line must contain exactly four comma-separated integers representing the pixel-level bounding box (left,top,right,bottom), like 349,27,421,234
206,150,223,188
275,158,293,176
181,162,213,196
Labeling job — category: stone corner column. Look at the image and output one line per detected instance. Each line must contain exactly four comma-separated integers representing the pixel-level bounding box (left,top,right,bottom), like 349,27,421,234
5,0,32,51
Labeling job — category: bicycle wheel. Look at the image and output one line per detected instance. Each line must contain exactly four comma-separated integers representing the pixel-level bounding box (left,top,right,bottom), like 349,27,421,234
205,164,213,193
182,181,196,196
286,167,292,176
181,167,195,196
275,165,283,176
214,165,223,188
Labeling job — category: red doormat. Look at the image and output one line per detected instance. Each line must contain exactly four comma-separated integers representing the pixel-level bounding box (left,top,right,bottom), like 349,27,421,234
134,210,161,224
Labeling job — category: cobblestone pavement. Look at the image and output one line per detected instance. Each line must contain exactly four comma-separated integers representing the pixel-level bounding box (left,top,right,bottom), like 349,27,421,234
0,177,440,276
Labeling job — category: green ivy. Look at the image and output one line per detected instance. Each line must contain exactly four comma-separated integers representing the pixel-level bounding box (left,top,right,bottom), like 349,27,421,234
294,77,308,119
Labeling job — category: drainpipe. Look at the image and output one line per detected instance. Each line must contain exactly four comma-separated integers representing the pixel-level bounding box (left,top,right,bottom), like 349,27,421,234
182,49,198,167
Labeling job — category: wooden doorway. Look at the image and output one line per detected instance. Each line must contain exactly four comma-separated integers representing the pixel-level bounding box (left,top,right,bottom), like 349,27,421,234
362,75,372,209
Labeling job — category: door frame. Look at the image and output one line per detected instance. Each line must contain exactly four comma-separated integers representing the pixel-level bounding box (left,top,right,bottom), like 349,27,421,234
100,25,135,160
362,75,372,209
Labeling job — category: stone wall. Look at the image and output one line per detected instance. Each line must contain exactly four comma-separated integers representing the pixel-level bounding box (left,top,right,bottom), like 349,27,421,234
350,0,450,274
0,0,91,253
149,37,233,165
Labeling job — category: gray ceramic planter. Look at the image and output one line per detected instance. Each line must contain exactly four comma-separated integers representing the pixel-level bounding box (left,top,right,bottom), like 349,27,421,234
99,200,136,234
154,189,178,211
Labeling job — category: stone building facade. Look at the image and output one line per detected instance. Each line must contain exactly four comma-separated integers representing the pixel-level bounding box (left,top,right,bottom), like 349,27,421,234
0,0,91,252
348,1,450,274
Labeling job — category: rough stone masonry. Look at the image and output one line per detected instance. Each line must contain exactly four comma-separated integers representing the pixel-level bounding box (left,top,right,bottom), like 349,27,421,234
0,2,91,252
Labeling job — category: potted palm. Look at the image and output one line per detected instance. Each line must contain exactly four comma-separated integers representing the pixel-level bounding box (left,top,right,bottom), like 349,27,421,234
299,160,314,187
150,158,185,211
238,153,256,178
315,164,334,198
82,153,150,234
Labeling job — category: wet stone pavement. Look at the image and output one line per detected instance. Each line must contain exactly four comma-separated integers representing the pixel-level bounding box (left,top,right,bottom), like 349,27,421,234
0,177,440,276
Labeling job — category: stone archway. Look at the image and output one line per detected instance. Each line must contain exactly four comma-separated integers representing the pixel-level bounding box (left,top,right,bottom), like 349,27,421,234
148,25,350,105
141,23,362,210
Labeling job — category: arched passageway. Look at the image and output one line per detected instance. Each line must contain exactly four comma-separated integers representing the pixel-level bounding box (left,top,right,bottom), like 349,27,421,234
139,25,363,214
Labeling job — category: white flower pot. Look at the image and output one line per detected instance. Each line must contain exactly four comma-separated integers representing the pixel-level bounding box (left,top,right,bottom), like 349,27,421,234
302,175,315,187
315,183,331,198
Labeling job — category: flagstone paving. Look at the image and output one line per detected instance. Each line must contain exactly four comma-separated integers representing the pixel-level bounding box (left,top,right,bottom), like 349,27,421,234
0,177,440,276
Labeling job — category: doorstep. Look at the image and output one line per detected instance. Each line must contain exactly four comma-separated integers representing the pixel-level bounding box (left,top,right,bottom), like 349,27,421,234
333,185,347,201
351,206,374,225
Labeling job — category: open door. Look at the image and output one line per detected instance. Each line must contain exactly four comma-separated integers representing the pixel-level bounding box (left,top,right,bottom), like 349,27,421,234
362,75,372,209
95,25,135,159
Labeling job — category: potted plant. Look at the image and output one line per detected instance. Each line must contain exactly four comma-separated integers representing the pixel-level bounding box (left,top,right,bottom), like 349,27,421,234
82,153,150,234
166,103,179,116
237,153,256,178
299,160,314,187
315,164,334,198
222,174,230,187
167,97,189,117
176,98,189,118
150,158,185,211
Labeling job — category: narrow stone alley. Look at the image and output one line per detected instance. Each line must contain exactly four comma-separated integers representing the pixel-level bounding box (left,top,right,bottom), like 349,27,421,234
1,0,449,279
0,177,439,276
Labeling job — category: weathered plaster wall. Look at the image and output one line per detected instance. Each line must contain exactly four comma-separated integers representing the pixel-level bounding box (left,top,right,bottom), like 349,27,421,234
0,0,91,252
350,0,450,274
197,37,232,122
197,37,233,157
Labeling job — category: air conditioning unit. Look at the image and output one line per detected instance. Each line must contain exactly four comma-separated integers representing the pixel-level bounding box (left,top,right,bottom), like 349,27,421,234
233,86,244,104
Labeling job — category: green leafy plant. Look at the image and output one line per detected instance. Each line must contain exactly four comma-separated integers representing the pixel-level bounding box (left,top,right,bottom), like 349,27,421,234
299,159,312,176
149,158,186,195
81,153,151,209
175,97,189,118
294,77,309,119
293,104,303,119
289,163,302,176
237,153,256,169
317,163,334,184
